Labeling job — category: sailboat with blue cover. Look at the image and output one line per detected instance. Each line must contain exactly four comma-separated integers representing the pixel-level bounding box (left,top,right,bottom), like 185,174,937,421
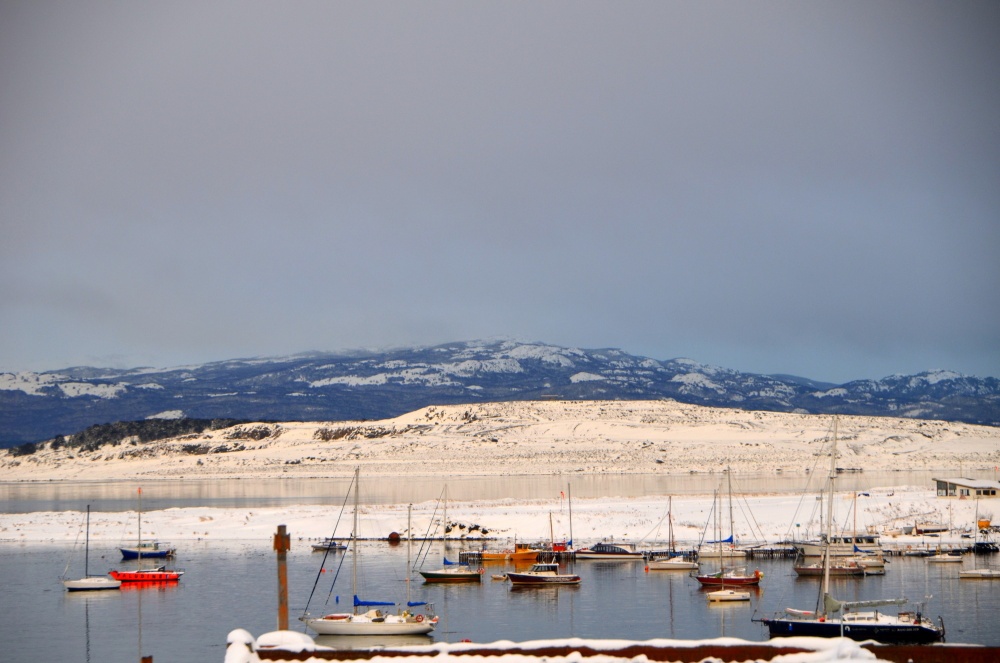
301,469,438,635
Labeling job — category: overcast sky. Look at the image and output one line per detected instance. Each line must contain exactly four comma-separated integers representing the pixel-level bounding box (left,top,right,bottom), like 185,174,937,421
2,2,998,384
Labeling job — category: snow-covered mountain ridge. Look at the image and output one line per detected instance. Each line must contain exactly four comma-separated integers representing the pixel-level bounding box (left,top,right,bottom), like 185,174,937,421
1,340,997,445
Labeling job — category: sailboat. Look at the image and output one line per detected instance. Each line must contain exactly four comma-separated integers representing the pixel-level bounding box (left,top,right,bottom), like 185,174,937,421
760,418,945,644
418,485,482,583
793,484,867,577
119,487,175,560
301,469,438,636
695,477,762,587
109,488,184,583
62,505,122,591
647,497,698,571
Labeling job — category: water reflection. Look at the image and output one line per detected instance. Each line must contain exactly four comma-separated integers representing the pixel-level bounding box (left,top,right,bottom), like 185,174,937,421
0,470,957,513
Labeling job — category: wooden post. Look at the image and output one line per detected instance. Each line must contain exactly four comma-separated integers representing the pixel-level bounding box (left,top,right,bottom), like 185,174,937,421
274,524,291,630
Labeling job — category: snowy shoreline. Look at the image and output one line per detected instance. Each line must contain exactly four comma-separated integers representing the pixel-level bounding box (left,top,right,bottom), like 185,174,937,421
3,402,997,550
1,483,990,555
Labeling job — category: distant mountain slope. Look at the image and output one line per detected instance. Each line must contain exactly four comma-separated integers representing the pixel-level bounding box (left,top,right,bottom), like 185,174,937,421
1,340,998,445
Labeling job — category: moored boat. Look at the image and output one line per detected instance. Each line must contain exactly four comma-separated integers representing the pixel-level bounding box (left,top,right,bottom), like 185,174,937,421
300,471,437,637
926,552,963,563
477,542,542,563
959,568,1000,579
109,488,183,583
507,562,581,586
62,505,122,592
646,556,698,571
706,589,750,602
419,559,484,583
793,558,866,577
759,418,944,644
311,538,348,552
695,567,763,586
109,567,184,583
575,542,643,560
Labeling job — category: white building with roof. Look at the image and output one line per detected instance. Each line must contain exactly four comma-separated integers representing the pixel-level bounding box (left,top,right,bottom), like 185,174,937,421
934,477,1000,498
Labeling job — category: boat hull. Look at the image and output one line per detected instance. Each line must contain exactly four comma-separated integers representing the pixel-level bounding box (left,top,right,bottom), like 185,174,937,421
419,569,482,583
479,550,540,562
646,559,698,571
695,569,763,586
762,617,943,644
63,576,122,591
793,564,866,577
304,614,435,636
507,573,581,585
707,589,750,602
959,569,1000,578
108,569,183,582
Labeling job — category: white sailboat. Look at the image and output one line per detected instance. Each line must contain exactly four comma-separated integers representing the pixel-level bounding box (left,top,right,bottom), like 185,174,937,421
301,469,437,636
62,505,122,591
647,497,698,571
760,418,944,643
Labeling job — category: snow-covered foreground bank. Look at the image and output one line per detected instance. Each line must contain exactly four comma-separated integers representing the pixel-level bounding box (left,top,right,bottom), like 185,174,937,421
225,631,955,663
1,485,990,552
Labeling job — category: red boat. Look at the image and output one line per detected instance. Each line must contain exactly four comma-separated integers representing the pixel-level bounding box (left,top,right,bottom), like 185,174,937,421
109,567,184,583
694,567,762,586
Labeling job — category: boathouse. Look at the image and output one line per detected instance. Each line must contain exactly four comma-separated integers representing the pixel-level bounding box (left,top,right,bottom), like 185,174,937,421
933,477,1000,498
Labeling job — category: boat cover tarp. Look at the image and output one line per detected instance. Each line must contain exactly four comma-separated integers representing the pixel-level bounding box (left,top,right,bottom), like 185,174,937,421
354,595,394,607
406,601,427,607
707,535,734,544
443,558,468,566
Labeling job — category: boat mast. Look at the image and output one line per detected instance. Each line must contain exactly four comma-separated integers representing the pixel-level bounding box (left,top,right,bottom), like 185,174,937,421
549,512,555,551
820,417,839,616
137,487,142,564
352,467,359,614
668,496,674,553
567,484,573,549
407,504,412,606
84,505,91,578
727,467,734,552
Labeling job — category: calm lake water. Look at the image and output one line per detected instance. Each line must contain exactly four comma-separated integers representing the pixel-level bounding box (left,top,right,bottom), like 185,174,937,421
3,539,999,663
2,472,998,663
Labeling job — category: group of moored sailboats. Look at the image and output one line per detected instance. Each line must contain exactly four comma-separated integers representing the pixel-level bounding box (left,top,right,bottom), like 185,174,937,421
62,489,183,592
760,418,945,644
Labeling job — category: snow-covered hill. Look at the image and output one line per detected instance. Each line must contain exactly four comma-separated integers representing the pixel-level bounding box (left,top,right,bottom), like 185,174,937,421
2,340,998,445
3,400,999,482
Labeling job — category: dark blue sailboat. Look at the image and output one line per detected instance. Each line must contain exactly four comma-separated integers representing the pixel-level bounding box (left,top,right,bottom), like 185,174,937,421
759,418,944,644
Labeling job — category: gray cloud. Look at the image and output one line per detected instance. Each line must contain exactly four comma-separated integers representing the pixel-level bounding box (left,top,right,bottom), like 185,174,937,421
1,1,998,382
